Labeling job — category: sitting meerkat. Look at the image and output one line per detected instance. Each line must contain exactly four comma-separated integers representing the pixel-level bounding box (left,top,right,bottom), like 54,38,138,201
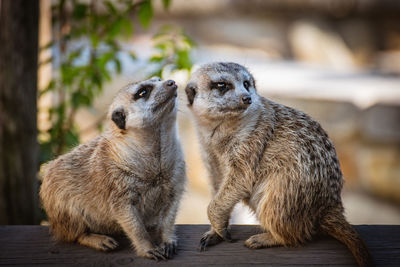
40,77,186,260
185,62,372,266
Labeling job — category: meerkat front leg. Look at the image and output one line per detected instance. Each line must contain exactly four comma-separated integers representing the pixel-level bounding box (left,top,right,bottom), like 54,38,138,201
199,155,226,251
116,205,167,260
159,201,179,258
200,172,248,250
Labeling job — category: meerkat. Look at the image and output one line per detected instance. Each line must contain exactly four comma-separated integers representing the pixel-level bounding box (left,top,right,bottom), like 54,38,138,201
40,77,186,260
184,62,372,267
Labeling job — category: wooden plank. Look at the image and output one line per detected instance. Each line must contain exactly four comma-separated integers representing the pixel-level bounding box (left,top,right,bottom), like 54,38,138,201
0,225,399,266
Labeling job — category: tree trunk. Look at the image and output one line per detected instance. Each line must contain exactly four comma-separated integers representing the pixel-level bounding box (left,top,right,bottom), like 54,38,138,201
0,0,39,224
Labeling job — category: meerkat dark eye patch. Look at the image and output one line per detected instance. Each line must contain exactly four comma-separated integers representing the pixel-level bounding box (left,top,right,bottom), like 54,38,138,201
134,85,153,100
210,81,232,95
111,107,126,130
185,83,197,106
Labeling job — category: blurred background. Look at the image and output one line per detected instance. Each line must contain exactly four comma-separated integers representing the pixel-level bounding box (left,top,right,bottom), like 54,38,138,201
1,0,399,225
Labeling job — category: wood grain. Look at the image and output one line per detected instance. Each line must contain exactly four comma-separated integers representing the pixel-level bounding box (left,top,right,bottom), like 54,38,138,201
0,225,399,266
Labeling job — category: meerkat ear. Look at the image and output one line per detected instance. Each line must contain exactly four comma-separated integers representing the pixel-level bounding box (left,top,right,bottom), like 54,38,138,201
111,107,126,130
185,83,197,106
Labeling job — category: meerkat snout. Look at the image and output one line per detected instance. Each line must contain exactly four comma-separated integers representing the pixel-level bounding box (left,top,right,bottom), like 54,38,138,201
241,94,252,105
165,79,178,97
166,79,175,87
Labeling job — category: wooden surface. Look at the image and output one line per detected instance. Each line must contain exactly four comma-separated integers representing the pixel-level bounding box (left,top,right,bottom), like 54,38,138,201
0,225,399,266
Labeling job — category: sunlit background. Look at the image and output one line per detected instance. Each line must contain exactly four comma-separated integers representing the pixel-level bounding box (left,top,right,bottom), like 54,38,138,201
38,0,400,225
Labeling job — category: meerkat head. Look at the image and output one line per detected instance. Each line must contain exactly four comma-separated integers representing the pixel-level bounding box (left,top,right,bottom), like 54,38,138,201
185,62,257,120
109,77,178,131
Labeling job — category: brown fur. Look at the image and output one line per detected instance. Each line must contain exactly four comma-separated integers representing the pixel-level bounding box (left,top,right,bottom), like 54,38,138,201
185,62,373,267
40,78,186,260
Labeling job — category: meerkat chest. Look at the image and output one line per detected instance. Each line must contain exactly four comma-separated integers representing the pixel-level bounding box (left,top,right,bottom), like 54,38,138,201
134,171,174,216
206,122,251,157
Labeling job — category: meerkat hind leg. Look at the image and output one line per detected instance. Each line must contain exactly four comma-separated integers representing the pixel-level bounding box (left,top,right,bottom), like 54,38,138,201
77,233,119,251
245,232,282,249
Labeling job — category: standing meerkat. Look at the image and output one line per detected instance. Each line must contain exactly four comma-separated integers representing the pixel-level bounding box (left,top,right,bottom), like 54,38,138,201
185,62,372,266
40,77,186,260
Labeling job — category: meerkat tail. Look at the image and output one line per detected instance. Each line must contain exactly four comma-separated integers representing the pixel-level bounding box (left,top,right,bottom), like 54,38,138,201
321,212,373,267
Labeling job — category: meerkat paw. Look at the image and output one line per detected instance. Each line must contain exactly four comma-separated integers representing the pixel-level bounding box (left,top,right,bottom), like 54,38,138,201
161,240,177,259
218,228,234,242
77,233,119,251
244,233,279,249
199,229,223,251
139,246,168,261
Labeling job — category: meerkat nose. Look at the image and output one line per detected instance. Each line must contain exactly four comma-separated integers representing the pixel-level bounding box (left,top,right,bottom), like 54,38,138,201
241,95,252,105
166,80,175,86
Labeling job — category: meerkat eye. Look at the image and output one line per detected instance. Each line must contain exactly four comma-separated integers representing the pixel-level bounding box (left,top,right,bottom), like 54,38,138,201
210,81,230,93
134,85,153,100
243,81,250,91
217,82,226,90
138,89,147,98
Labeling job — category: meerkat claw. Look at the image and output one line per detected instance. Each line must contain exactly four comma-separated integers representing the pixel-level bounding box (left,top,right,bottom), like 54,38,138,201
199,237,208,252
106,237,119,248
163,242,176,259
147,248,167,261
199,230,223,251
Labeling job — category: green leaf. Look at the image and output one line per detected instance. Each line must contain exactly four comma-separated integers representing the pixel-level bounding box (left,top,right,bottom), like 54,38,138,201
91,33,99,48
61,64,82,86
97,51,115,69
72,92,91,108
105,1,117,14
129,51,137,60
101,68,112,81
121,17,133,36
138,0,153,28
151,68,163,79
39,141,54,164
68,48,82,62
72,3,87,20
91,70,103,88
106,39,120,50
157,24,173,35
176,50,192,70
65,128,80,149
150,55,165,62
114,58,122,73
162,0,172,9
108,18,124,38
183,34,196,47
155,42,169,51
